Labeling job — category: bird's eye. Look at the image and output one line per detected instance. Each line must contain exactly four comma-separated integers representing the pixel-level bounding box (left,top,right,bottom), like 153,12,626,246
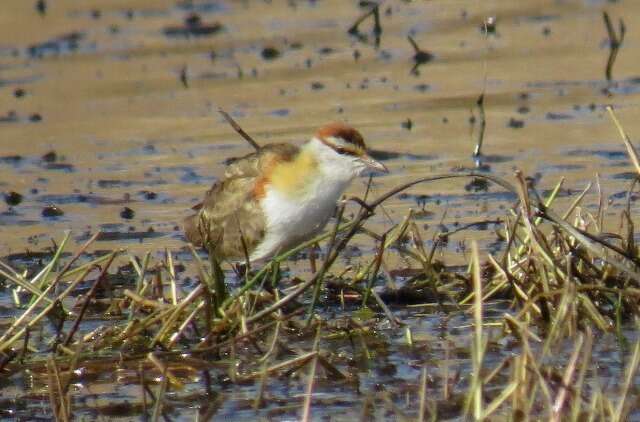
334,147,350,155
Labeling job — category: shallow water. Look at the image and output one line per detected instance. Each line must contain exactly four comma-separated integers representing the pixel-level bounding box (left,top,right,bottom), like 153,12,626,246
2,0,640,419
2,0,640,261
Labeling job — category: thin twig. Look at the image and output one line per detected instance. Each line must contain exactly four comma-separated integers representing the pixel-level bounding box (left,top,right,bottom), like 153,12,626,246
301,325,321,422
63,254,117,346
606,106,640,176
218,108,261,151
603,12,626,82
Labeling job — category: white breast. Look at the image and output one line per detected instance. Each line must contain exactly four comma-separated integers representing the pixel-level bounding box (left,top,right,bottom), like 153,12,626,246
250,178,349,261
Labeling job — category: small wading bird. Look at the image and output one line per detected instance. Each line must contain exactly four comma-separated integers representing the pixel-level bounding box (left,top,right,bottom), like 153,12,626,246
184,123,388,262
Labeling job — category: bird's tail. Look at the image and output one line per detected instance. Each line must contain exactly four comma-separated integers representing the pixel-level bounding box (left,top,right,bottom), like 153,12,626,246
183,214,203,247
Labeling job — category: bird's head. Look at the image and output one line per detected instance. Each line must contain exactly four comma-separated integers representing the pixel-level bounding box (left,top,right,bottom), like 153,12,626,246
311,123,388,179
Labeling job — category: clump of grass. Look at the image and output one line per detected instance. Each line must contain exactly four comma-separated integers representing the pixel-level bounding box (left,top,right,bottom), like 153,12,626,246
2,111,640,420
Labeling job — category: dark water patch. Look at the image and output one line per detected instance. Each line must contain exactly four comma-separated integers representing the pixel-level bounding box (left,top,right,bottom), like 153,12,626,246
36,193,130,206
526,79,603,89
377,283,440,305
0,210,39,226
539,163,586,172
27,32,87,58
369,149,436,161
0,111,19,123
612,171,639,180
97,179,133,189
539,187,587,199
452,163,492,173
0,155,22,165
397,191,517,206
608,77,640,96
567,149,627,160
269,108,289,117
198,70,231,80
609,190,640,201
152,165,213,184
93,400,144,418
117,7,168,19
0,74,42,88
96,230,165,242
96,143,169,160
163,14,223,38
180,170,206,184
520,14,560,23
176,1,225,13
507,118,524,129
477,154,513,164
1,250,72,268
0,47,20,59
0,152,73,171
96,177,163,189
41,162,74,172
545,112,574,120
185,143,238,158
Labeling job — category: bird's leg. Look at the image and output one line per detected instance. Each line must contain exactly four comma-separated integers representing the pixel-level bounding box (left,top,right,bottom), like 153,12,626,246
233,263,247,279
308,243,318,273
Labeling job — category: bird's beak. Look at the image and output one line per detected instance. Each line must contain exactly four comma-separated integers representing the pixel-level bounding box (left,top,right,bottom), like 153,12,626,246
360,154,389,173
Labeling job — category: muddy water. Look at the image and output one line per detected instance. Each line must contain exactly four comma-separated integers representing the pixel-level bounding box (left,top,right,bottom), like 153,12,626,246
2,0,640,262
2,0,640,420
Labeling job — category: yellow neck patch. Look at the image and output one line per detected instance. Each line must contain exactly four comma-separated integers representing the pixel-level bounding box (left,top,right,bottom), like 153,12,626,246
268,149,319,197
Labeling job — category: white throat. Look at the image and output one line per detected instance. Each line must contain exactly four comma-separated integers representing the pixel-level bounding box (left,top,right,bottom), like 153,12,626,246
305,137,364,183
250,139,361,261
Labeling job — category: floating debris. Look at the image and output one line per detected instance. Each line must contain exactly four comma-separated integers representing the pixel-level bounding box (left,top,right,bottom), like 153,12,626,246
35,0,46,16
41,151,57,163
163,14,223,38
507,118,525,129
348,4,382,48
482,16,497,34
4,191,23,206
261,47,280,61
41,204,64,217
179,65,188,88
603,11,626,83
407,35,434,75
120,207,135,219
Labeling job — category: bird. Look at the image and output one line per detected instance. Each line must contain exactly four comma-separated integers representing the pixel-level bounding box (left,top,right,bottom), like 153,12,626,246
184,123,388,262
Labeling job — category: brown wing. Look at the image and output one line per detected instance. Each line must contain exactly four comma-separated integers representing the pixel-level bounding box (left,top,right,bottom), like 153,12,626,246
183,143,299,260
